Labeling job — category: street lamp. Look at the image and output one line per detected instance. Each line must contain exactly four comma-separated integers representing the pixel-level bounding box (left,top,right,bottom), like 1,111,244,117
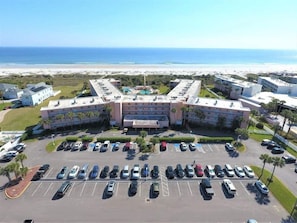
51,134,55,146
290,198,297,221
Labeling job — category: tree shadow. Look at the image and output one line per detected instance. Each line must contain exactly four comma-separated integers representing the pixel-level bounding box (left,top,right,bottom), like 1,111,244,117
246,182,271,205
139,154,149,161
227,150,239,158
125,149,136,160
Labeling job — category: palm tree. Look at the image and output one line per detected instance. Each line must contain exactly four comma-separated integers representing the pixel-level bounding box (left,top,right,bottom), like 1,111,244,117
286,113,297,137
66,111,75,127
19,167,29,179
11,162,21,179
268,157,285,184
170,108,177,125
76,112,86,125
0,166,12,183
281,109,292,130
55,114,65,123
217,115,226,130
103,105,112,124
85,111,94,121
40,118,51,129
15,153,27,168
181,106,189,126
194,109,205,125
259,154,273,180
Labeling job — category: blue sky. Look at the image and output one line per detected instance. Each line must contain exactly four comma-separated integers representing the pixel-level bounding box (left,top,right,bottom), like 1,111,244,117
0,0,296,49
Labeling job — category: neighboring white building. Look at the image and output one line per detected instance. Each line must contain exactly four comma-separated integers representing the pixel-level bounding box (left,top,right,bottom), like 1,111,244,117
257,76,297,96
215,75,262,99
21,82,54,106
0,83,23,99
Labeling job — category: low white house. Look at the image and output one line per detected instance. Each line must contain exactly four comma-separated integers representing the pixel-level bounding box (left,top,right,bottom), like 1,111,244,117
0,83,23,99
21,82,54,106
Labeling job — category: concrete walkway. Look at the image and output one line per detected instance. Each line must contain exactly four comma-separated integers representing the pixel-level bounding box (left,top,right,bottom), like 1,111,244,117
0,109,11,123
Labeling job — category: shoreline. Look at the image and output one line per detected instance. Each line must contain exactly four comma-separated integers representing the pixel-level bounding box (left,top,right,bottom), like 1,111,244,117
1,63,297,76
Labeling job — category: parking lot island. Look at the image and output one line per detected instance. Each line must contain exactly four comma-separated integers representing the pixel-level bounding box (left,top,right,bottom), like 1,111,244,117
4,166,40,199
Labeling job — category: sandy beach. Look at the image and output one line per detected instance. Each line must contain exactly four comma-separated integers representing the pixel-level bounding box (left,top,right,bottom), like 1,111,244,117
1,63,297,76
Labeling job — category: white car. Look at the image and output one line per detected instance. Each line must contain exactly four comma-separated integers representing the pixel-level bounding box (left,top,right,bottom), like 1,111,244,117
234,166,245,178
243,165,255,178
206,165,215,178
68,165,80,179
122,165,130,178
225,143,234,152
254,180,269,195
4,150,19,157
106,180,116,197
224,164,235,177
131,164,140,179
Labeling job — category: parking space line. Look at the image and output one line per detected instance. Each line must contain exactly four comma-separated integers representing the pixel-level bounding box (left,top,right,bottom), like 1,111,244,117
115,182,119,196
240,181,250,196
91,182,97,196
176,181,181,196
187,181,193,196
44,168,53,178
32,182,43,196
80,181,87,197
67,182,75,197
207,144,213,152
43,182,53,197
139,182,142,197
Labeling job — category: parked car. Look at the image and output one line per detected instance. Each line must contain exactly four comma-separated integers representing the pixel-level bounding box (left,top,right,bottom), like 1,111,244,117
254,180,269,195
72,141,82,151
100,165,110,178
112,142,120,151
131,164,140,179
222,179,236,196
243,165,255,178
160,141,167,151
166,166,175,179
0,154,13,162
68,165,80,179
267,142,280,150
151,182,159,197
205,165,215,178
123,142,131,151
100,140,110,152
57,166,68,179
224,164,235,177
214,164,225,177
261,139,273,146
38,164,50,175
4,151,19,157
180,142,187,151
295,164,297,173
185,164,195,177
175,164,185,178
110,165,119,178
89,165,99,179
94,142,101,151
271,146,285,154
200,178,214,198
77,164,89,179
194,164,204,177
129,180,138,195
32,171,43,181
234,166,245,178
12,143,26,153
141,164,150,177
56,181,72,197
225,143,235,152
151,165,159,178
189,143,196,151
122,165,130,178
80,142,89,151
282,154,296,164
106,180,116,197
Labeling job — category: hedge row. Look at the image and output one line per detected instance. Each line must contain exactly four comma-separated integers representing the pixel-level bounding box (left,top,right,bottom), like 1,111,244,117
65,136,79,142
96,137,131,143
153,137,195,143
81,136,94,142
199,137,234,143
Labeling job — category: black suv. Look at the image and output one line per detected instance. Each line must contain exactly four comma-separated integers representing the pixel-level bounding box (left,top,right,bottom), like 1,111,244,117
200,178,214,198
175,164,185,178
129,180,138,195
151,165,159,178
214,165,225,177
166,166,175,179
109,165,119,178
100,165,110,178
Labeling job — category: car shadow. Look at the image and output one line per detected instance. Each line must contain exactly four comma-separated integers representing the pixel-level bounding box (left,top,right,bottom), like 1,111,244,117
51,192,63,201
245,182,271,205
125,149,136,160
139,154,149,161
199,184,212,200
101,186,109,200
227,150,239,158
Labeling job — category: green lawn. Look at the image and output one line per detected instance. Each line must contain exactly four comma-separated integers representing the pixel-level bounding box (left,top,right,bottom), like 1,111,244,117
0,84,83,131
251,166,297,220
0,102,12,110
158,85,170,94
199,88,218,98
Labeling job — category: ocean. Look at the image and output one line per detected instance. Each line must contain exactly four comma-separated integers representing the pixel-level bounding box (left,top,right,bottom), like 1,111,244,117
0,47,297,65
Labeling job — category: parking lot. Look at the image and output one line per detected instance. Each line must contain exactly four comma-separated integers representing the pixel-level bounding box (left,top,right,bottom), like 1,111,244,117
0,135,295,222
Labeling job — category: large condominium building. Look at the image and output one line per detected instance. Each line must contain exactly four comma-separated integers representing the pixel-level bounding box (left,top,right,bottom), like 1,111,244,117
40,79,250,130
257,76,297,96
215,75,262,99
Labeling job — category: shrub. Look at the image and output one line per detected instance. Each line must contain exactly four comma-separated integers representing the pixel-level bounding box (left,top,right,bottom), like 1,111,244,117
156,137,195,143
66,136,78,142
81,136,93,142
256,122,264,129
199,137,234,143
259,116,268,123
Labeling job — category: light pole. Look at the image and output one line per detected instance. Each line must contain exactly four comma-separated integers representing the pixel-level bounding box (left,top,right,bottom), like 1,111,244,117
290,198,297,222
51,134,55,146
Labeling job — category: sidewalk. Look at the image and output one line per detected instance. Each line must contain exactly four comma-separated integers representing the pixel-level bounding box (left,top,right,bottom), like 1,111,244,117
4,166,40,199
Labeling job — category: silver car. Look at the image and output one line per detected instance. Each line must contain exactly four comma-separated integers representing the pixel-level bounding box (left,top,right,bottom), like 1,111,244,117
106,180,116,197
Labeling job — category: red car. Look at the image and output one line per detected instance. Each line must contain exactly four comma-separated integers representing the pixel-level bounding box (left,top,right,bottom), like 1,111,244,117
195,164,204,177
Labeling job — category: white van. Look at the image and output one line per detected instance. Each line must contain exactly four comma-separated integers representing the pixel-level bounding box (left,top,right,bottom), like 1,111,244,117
223,179,236,195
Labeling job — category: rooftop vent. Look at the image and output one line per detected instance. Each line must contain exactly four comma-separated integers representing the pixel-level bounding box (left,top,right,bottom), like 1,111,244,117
230,102,233,107
55,101,60,107
90,98,95,103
